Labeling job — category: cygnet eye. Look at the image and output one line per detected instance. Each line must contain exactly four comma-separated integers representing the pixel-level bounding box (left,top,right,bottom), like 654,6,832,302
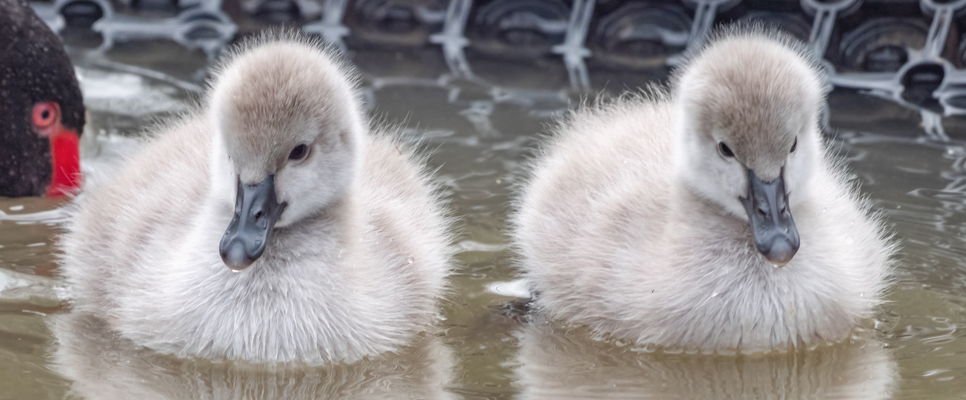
289,144,308,160
790,137,798,153
717,142,735,158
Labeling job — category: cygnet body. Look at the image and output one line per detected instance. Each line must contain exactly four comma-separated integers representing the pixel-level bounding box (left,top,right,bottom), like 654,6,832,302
60,33,453,364
513,28,894,353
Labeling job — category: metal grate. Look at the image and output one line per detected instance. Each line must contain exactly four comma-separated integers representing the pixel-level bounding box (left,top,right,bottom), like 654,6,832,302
30,0,966,138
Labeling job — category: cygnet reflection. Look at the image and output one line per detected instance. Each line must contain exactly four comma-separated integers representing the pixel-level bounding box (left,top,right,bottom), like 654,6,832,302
50,312,456,400
513,319,897,399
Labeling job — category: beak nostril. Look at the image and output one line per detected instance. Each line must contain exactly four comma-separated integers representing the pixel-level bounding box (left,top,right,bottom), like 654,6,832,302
254,211,264,220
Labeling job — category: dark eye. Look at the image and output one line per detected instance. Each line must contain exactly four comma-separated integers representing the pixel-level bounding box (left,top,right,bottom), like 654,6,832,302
289,144,308,160
718,142,734,158
790,137,798,153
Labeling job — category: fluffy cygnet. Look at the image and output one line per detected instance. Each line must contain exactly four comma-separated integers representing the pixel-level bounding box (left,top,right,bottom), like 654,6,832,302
513,27,894,354
59,32,453,364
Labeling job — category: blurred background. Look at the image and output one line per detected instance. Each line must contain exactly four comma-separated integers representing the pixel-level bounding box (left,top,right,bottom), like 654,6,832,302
28,0,966,128
4,0,966,399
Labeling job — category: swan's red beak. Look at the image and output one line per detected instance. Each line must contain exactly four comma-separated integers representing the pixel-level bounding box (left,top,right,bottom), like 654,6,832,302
33,102,82,197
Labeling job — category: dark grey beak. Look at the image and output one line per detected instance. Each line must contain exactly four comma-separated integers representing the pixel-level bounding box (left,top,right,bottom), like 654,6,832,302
740,168,800,267
219,175,286,271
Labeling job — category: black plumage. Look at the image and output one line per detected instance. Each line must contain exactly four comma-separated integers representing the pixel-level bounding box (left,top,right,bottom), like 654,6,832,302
0,0,85,197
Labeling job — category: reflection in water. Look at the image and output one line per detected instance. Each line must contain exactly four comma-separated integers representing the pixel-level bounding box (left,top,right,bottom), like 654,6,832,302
51,313,456,400
514,319,898,399
1,37,965,397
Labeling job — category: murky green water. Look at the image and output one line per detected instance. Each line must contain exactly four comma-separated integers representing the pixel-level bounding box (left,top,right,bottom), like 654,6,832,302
3,41,966,399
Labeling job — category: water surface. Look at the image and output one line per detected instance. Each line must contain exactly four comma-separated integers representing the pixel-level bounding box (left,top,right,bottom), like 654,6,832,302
1,41,966,399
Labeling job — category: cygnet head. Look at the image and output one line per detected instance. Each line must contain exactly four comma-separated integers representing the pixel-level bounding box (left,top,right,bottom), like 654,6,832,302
672,30,827,267
208,34,366,271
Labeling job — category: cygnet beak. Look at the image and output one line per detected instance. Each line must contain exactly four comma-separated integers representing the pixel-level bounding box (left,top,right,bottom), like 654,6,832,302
740,168,800,267
219,175,287,271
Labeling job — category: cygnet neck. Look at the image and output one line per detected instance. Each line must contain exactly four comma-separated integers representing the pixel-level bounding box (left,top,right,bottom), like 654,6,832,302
262,191,364,271
668,177,745,229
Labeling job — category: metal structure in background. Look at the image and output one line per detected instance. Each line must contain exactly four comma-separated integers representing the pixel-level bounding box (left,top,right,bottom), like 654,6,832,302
28,0,966,138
